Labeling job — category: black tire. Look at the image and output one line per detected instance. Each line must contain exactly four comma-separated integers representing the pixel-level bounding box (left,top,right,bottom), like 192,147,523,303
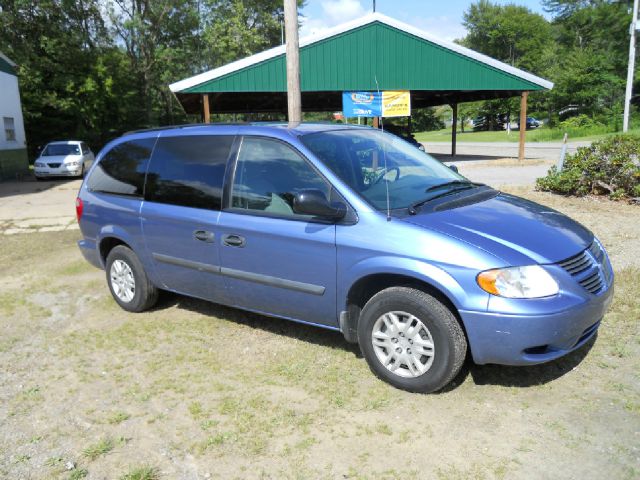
105,245,158,312
357,287,467,393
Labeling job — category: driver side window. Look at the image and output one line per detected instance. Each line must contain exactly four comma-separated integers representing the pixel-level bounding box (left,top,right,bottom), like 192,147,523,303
231,137,330,217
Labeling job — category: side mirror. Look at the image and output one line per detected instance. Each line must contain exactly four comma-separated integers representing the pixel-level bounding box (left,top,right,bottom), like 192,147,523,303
448,164,459,173
293,189,346,220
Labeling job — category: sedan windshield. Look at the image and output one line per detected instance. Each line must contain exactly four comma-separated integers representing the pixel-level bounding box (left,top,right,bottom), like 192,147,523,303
42,144,80,156
301,129,465,210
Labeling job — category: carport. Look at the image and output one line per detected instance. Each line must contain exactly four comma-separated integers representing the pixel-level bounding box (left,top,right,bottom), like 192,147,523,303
169,13,553,159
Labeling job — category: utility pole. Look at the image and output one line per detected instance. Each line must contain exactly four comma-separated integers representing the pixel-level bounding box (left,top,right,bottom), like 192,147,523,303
284,0,301,123
373,0,376,12
623,0,639,132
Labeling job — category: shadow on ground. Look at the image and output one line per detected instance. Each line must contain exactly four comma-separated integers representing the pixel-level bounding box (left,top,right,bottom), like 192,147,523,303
0,176,79,199
155,291,362,357
431,153,512,163
468,335,595,387
155,291,596,391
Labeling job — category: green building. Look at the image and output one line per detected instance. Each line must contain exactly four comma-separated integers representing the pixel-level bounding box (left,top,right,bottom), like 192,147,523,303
169,13,552,158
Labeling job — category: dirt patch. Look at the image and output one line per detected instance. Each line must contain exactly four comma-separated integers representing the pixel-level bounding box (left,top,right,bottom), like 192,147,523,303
0,193,638,480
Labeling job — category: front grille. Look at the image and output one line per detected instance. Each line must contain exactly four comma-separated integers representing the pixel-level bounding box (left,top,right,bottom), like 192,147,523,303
48,163,61,168
557,250,591,275
580,270,604,294
557,241,609,295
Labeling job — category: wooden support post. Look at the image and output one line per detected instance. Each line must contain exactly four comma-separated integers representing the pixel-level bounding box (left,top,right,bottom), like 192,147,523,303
519,91,528,161
451,103,457,157
373,116,380,129
284,0,301,123
202,94,210,124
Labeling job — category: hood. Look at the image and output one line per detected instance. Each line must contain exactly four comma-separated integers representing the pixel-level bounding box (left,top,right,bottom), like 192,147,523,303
40,154,81,163
403,192,593,265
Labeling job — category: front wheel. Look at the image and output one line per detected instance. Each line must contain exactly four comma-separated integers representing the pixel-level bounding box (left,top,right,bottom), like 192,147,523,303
105,245,158,312
358,287,467,393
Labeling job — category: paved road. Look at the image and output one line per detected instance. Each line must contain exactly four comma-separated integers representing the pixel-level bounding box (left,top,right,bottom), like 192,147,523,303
443,159,554,187
0,179,81,234
425,140,590,159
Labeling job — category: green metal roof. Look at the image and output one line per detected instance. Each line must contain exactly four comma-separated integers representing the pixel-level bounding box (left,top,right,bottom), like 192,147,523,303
0,52,17,76
171,14,551,95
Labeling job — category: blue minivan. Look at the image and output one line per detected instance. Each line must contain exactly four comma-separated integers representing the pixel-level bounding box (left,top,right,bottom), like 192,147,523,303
76,123,614,392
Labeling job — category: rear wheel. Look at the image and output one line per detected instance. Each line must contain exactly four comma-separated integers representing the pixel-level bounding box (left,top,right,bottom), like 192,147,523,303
105,245,158,312
358,287,466,393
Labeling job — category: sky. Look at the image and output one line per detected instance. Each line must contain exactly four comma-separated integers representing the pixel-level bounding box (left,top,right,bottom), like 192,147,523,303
299,0,549,41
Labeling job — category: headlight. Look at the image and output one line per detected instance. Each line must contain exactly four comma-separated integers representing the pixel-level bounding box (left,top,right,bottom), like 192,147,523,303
477,265,559,298
66,161,78,167
35,162,44,167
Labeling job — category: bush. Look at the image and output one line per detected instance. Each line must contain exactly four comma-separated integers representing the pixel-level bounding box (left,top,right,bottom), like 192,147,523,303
536,135,640,200
558,114,604,129
411,108,445,132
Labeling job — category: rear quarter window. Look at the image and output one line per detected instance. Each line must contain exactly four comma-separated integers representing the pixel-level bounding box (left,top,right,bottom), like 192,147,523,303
87,138,156,196
144,135,234,210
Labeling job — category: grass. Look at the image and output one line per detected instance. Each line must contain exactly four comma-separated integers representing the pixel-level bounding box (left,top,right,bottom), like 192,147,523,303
2,220,639,478
119,466,160,480
83,437,114,461
106,411,131,424
68,469,89,480
414,126,640,143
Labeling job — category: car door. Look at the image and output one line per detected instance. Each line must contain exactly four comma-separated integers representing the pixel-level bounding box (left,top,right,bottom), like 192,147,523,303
217,136,338,327
140,133,236,303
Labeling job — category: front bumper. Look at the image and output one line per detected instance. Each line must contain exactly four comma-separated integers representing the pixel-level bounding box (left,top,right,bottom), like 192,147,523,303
34,165,82,177
460,283,614,365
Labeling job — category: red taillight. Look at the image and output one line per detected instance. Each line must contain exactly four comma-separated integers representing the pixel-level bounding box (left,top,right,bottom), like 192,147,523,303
75,197,83,222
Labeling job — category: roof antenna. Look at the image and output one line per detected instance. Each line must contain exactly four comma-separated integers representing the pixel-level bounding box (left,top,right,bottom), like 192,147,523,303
375,75,391,222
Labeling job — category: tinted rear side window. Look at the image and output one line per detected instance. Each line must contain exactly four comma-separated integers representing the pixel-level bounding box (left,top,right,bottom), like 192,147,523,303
145,135,234,210
87,138,156,196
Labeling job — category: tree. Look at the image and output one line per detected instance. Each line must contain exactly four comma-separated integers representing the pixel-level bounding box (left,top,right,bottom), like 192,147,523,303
0,0,303,154
0,0,114,153
106,0,200,126
542,0,632,123
461,1,553,129
463,0,553,73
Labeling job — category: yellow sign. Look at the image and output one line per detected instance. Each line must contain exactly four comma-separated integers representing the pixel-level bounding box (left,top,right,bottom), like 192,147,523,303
382,90,411,117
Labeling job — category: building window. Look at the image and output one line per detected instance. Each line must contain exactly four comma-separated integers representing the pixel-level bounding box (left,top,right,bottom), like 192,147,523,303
3,117,16,141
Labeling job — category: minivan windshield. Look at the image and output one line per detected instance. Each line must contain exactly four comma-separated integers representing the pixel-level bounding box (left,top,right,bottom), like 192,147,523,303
301,129,468,211
42,144,81,156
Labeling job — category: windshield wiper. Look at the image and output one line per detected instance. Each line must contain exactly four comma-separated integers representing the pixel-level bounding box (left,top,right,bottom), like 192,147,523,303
424,180,481,192
408,181,485,215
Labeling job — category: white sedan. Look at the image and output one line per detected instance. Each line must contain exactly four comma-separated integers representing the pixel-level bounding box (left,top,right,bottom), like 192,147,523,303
34,141,95,179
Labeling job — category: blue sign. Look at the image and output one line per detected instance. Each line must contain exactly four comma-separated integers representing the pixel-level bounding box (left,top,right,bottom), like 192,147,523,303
342,91,383,118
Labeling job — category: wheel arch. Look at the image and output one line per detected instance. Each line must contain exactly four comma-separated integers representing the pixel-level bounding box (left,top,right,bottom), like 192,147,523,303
340,262,470,344
96,226,139,267
99,236,130,265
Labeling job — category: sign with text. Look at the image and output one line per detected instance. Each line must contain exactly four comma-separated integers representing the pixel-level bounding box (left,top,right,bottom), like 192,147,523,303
342,90,410,118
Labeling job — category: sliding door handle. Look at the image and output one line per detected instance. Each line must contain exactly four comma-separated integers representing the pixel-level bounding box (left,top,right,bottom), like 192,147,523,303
222,234,246,248
194,230,215,243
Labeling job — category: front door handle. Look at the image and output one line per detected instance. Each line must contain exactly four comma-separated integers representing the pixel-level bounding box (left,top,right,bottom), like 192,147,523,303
194,230,215,243
222,234,246,248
